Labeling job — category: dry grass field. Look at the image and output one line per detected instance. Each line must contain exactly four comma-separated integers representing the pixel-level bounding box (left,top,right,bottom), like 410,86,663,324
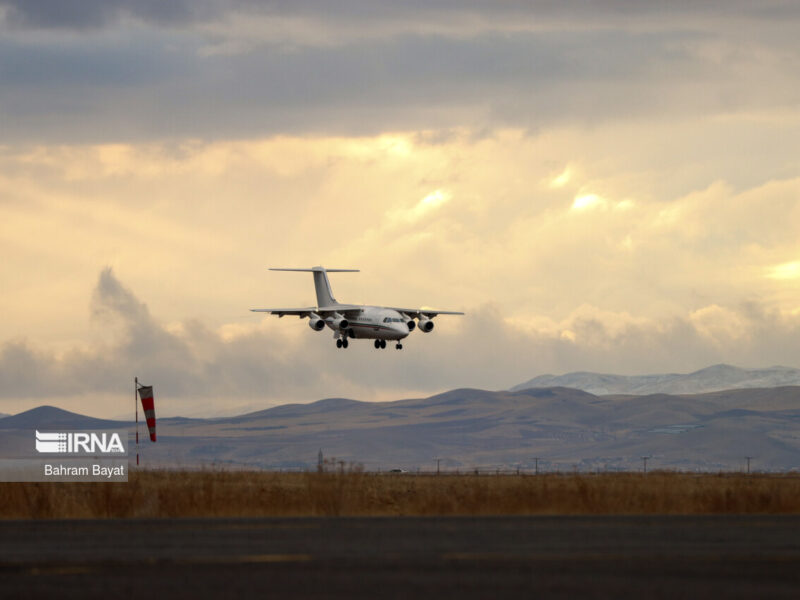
2,470,800,519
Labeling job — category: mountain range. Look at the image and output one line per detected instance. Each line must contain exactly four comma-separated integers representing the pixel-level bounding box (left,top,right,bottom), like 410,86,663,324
2,383,799,472
510,364,800,395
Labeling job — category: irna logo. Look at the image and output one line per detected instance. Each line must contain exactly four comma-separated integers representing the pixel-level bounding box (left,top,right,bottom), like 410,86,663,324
35,431,125,454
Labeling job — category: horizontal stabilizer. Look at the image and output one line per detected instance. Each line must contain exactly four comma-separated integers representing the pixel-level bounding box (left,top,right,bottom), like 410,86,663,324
251,307,316,313
269,268,359,272
269,266,357,307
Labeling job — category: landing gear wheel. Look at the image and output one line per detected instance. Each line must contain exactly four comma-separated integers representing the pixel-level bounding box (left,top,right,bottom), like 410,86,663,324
342,339,349,349
336,339,343,348
396,343,403,350
374,340,381,349
380,339,387,349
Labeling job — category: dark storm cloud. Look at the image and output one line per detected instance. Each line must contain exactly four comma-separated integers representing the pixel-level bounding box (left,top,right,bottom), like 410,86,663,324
0,1,798,142
0,0,203,30
0,35,188,87
0,24,712,142
7,0,798,31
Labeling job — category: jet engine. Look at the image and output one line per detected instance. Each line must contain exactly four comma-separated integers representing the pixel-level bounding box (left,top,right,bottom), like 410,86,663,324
326,313,350,331
308,314,325,331
400,313,416,331
418,317,434,333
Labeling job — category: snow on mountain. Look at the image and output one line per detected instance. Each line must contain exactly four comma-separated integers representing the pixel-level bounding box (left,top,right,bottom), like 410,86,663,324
510,364,800,395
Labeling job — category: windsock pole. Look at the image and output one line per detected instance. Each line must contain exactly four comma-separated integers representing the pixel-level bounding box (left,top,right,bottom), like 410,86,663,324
135,376,139,466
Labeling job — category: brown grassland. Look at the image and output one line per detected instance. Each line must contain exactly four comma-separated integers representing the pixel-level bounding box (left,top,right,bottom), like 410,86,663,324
2,470,800,519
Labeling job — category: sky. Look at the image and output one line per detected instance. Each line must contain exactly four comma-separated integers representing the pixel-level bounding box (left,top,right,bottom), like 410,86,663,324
3,1,800,417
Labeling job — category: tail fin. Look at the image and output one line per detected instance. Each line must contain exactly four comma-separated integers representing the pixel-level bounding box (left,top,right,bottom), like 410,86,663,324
269,267,359,308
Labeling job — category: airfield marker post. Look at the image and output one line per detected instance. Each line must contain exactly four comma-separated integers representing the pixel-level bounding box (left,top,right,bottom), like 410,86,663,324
135,376,139,467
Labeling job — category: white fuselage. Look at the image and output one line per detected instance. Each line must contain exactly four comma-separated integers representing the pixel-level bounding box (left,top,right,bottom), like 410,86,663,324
334,306,409,341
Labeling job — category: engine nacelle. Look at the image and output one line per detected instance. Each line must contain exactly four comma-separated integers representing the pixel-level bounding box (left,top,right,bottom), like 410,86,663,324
308,314,325,331
418,317,434,333
326,313,349,331
400,313,416,331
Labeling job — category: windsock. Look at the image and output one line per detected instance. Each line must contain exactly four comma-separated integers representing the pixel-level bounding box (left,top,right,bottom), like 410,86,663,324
137,385,157,442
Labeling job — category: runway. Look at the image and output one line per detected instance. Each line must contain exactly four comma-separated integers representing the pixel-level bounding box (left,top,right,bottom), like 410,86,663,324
2,516,799,598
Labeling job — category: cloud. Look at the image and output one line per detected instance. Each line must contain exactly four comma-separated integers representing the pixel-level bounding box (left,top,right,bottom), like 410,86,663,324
0,0,203,30
0,268,341,414
571,194,605,211
4,128,800,347
6,1,800,35
767,261,800,280
3,268,800,419
3,2,800,142
386,189,451,227
3,117,800,418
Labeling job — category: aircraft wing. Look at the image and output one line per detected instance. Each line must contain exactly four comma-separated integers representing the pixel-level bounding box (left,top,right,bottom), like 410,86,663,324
387,307,465,318
251,305,363,318
317,304,363,316
250,307,317,317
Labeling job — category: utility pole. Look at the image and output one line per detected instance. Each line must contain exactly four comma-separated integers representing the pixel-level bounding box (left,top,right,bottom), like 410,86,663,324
436,458,441,475
533,457,539,475
745,456,753,475
641,456,650,475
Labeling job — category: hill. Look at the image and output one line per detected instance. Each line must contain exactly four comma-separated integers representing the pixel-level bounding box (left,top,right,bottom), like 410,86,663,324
0,405,127,430
510,364,800,395
4,387,798,472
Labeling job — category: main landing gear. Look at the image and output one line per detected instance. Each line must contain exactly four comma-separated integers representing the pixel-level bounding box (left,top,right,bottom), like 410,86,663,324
336,338,349,349
374,339,402,349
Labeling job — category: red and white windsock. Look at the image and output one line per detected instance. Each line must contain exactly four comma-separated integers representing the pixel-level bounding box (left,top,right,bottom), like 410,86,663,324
137,384,157,442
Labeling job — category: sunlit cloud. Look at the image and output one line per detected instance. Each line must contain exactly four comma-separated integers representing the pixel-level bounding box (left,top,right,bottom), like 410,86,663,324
415,189,451,214
766,261,800,280
689,304,753,345
549,165,572,189
389,189,452,226
560,329,577,342
614,199,635,211
570,193,633,213
571,193,606,211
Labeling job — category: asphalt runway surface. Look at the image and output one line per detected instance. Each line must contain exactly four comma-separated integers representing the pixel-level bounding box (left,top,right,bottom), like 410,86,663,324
2,516,800,599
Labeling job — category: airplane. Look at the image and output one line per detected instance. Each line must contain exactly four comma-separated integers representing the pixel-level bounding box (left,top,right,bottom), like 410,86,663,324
251,266,464,350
